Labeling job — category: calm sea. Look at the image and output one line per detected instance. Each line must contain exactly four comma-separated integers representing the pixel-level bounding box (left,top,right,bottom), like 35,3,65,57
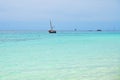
0,31,120,80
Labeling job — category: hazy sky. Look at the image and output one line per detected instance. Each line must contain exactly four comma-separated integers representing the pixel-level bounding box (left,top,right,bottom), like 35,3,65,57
0,0,120,30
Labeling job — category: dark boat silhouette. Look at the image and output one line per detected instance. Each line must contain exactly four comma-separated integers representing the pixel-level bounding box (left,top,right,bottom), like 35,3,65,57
48,20,56,33
97,29,102,31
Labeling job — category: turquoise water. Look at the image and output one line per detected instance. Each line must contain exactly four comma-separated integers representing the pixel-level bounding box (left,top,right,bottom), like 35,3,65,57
0,31,120,80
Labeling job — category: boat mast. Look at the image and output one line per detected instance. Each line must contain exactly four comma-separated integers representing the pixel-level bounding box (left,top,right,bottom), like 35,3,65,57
50,20,53,30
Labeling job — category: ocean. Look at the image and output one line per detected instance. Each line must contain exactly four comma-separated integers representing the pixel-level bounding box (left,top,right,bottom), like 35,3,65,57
0,31,120,80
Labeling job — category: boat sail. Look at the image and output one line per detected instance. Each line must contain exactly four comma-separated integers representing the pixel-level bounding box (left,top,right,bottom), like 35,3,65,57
48,20,56,33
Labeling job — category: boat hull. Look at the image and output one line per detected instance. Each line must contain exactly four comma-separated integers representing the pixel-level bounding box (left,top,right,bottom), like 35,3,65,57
48,30,56,33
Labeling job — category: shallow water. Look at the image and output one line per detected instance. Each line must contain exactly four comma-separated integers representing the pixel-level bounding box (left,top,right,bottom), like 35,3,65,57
0,31,120,80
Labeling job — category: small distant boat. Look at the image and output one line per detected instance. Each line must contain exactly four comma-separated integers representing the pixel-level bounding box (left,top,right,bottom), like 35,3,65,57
74,28,77,31
48,20,56,33
97,29,102,31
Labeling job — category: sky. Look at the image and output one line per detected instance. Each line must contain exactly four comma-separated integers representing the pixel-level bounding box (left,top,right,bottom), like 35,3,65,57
0,0,120,30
